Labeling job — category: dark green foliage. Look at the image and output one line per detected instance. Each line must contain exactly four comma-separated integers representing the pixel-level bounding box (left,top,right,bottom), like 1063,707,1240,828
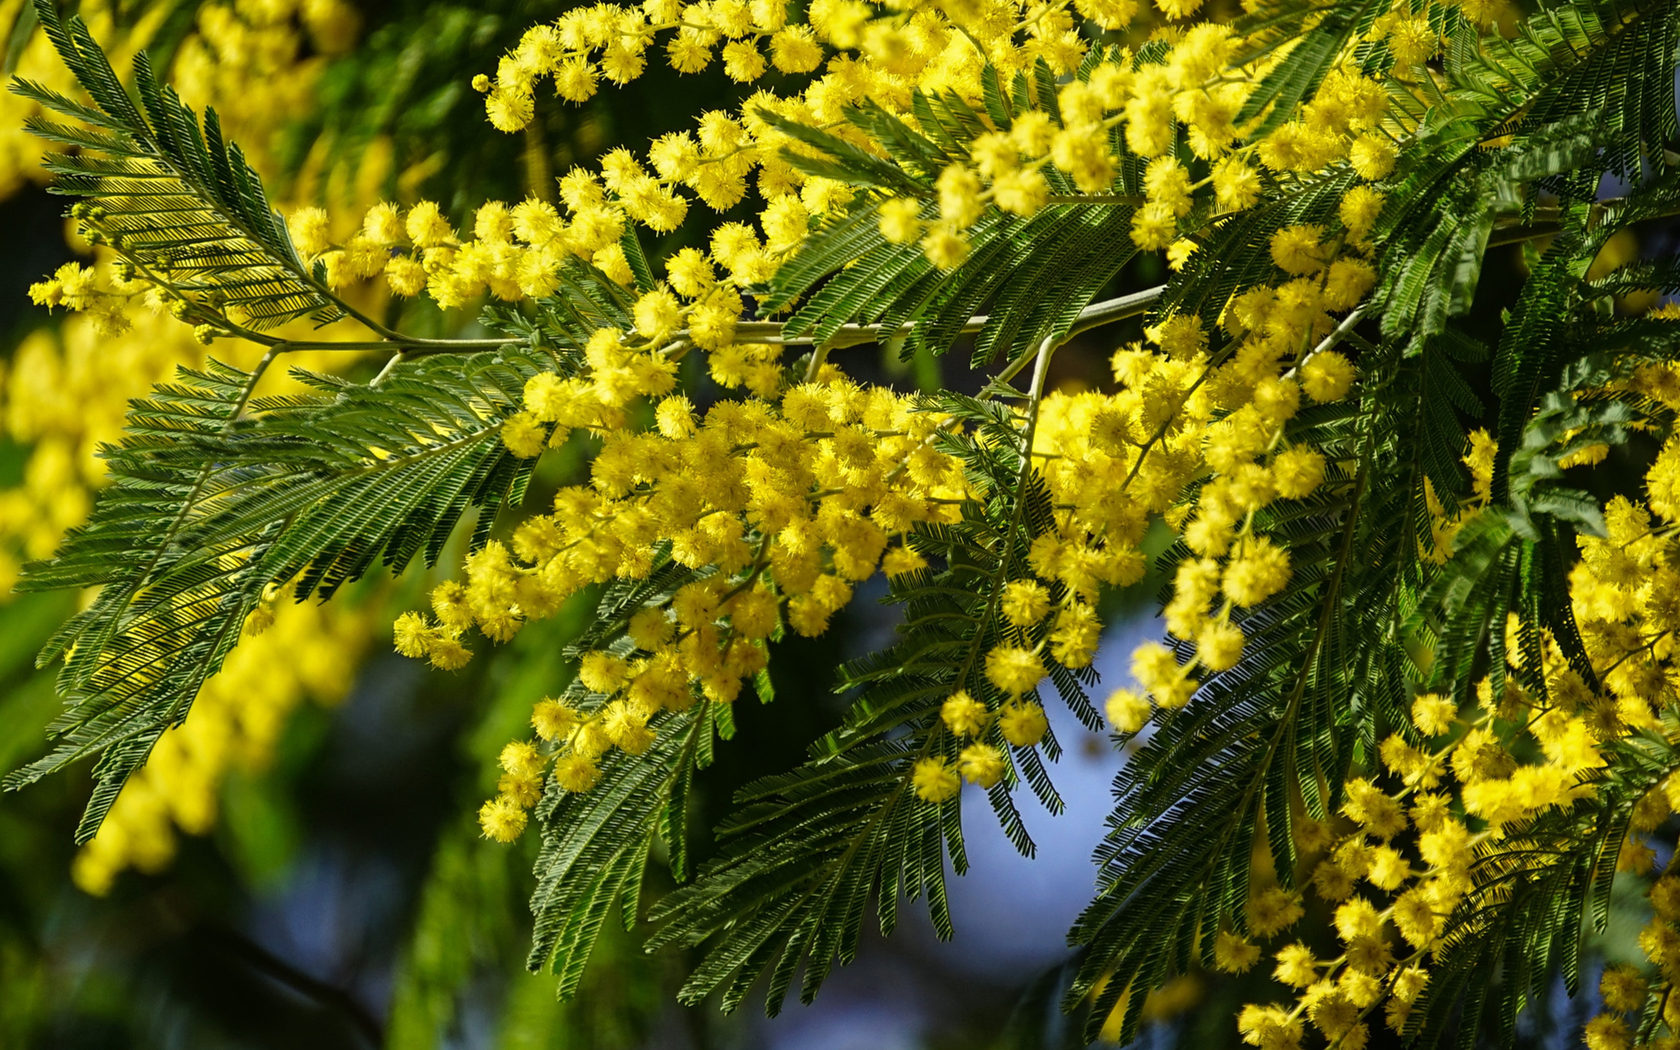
8,346,546,840
523,551,719,999
529,702,724,997
1063,0,1680,1041
1377,0,1680,353
9,359,269,842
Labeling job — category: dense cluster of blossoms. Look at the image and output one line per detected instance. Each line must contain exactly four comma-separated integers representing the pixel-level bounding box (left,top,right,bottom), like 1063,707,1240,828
399,369,984,837
266,0,1408,845
274,0,1679,1040
1179,368,1680,1050
16,0,1680,1040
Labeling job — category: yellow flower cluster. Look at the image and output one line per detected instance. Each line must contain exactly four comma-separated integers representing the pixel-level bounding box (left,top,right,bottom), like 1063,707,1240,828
1216,655,1588,1047
1569,401,1680,1047
358,0,1406,844
437,0,1417,309
889,33,1397,268
478,0,1133,139
26,261,145,335
1588,870,1680,1050
170,0,359,131
1101,241,1372,725
1210,373,1680,1047
388,367,993,835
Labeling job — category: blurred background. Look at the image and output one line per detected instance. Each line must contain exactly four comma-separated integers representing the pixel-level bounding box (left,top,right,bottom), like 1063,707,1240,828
0,2,1664,1048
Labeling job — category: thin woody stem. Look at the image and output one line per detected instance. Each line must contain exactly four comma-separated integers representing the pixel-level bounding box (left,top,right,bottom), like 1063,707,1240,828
733,283,1167,348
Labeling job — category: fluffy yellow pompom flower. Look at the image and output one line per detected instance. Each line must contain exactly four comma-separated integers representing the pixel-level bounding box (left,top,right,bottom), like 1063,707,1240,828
1647,439,1680,521
1333,897,1384,943
1348,133,1397,181
998,701,1049,747
499,740,544,777
911,757,961,802
1146,314,1207,359
1213,931,1261,973
1342,778,1407,838
878,197,923,245
522,372,569,423
882,546,928,577
1129,202,1178,250
941,690,990,737
554,753,603,792
957,744,1006,788
602,702,656,755
1212,156,1261,212
1301,350,1357,403
1272,943,1318,988
1584,1015,1632,1050
1196,620,1244,672
1154,0,1204,18
360,202,405,245
478,795,528,842
385,256,427,297
1105,688,1151,733
288,206,333,257
501,412,547,458
1077,0,1140,29
1339,185,1386,239
1130,640,1180,694
405,200,455,247
921,225,970,270
1237,1005,1303,1050
392,611,432,659
1223,535,1291,607
1270,224,1326,275
1143,156,1193,216
1600,965,1647,1013
1272,446,1325,499
984,645,1045,697
770,25,823,72
1246,885,1304,936
633,288,683,340
1050,605,1101,668
993,168,1049,216
531,699,580,741
935,164,983,227
578,652,631,693
1411,692,1457,736
721,39,767,81
999,580,1052,627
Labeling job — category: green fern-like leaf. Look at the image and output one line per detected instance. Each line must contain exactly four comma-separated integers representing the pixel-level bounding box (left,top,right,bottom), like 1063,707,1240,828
14,0,338,328
8,347,547,839
756,65,1140,372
